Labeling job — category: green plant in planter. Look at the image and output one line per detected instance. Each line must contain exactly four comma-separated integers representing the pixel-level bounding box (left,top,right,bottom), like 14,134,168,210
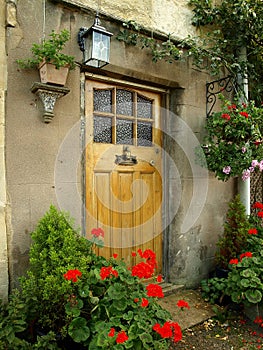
16,29,76,70
196,95,263,181
215,194,251,271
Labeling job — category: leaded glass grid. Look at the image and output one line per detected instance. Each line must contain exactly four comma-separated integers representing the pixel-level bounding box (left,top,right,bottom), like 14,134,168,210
93,87,154,146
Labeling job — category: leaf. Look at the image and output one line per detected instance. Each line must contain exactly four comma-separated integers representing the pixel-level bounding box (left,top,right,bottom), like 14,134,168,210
240,278,251,288
90,296,99,304
68,317,90,343
107,283,125,299
245,289,262,304
139,332,153,344
241,269,256,278
123,311,134,321
79,285,90,297
113,298,128,311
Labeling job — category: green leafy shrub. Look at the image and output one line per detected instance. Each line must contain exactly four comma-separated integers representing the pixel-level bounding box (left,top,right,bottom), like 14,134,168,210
224,202,263,306
1,206,188,348
225,252,263,305
215,194,250,270
200,278,227,305
19,205,98,333
201,201,263,308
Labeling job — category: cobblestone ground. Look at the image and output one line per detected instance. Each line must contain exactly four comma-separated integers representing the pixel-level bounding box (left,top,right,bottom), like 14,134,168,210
170,309,263,350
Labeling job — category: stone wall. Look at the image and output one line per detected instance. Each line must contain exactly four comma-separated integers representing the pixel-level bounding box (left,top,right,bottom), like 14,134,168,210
54,0,195,39
3,0,236,294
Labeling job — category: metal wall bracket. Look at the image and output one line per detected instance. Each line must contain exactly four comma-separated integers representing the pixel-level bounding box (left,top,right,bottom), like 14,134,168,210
206,76,238,117
31,82,70,123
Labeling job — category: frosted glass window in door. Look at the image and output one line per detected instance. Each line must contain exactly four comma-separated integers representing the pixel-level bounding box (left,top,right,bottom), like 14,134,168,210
94,116,112,143
137,122,152,146
94,89,112,113
137,95,152,119
116,119,133,144
116,89,133,116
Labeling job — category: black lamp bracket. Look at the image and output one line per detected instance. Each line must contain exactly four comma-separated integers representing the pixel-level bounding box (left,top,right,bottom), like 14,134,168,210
78,27,88,52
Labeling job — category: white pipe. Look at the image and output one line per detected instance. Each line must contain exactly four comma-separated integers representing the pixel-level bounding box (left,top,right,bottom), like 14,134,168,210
238,177,250,215
238,46,250,215
43,0,46,40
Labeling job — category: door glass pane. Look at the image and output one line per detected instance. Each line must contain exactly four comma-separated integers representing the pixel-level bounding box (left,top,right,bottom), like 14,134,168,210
116,89,133,116
137,122,152,146
137,95,152,119
94,89,112,113
116,119,133,144
94,116,112,143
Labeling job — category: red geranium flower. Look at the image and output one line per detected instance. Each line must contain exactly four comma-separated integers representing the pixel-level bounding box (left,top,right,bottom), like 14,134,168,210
113,253,118,259
248,228,258,235
131,251,137,257
228,104,236,110
229,258,239,265
177,299,190,309
156,275,162,283
108,328,115,337
153,321,182,343
146,283,164,298
252,202,263,209
254,316,263,325
140,249,157,268
100,266,118,280
141,298,149,308
239,111,249,118
63,269,82,282
258,211,263,218
91,228,104,238
240,252,253,261
131,262,154,279
221,113,231,120
116,330,128,344
137,248,143,258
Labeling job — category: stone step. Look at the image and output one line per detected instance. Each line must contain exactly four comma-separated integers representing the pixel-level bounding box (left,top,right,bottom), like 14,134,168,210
160,283,185,296
141,279,184,296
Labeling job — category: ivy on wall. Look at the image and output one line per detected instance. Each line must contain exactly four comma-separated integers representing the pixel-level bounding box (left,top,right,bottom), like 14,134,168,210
116,20,183,63
117,0,263,104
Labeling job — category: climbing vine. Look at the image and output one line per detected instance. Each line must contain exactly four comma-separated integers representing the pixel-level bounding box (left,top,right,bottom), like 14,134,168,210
117,20,183,63
117,0,263,104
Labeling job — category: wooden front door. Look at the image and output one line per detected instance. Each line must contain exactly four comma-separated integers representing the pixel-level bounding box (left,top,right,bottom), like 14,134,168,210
85,80,163,273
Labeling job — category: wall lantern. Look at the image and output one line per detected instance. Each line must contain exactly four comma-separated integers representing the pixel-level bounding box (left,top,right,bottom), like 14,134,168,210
78,14,113,68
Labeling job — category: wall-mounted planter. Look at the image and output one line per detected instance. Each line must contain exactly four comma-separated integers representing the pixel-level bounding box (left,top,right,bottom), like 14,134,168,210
31,82,70,123
38,61,70,86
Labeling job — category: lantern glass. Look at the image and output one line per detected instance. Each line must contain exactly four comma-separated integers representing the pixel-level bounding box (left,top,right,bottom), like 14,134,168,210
83,28,112,68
